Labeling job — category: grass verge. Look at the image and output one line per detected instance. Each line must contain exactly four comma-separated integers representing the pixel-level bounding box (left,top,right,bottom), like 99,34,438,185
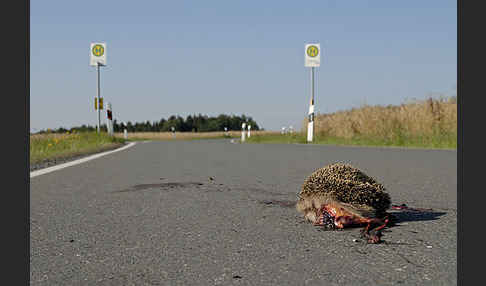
30,131,126,165
246,132,456,149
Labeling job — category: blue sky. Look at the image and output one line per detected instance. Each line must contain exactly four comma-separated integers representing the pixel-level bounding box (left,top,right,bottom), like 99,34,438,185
31,0,456,132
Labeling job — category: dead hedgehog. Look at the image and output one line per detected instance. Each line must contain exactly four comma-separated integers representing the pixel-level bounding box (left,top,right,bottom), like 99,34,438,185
296,163,391,243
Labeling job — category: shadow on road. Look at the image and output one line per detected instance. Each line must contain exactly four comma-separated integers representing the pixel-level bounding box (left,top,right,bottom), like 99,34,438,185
390,210,447,224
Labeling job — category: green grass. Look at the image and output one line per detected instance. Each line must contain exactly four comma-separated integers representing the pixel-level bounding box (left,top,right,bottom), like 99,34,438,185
30,131,126,165
246,132,457,149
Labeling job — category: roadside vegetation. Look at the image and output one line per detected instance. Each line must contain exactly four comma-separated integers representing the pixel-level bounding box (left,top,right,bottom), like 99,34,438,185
247,97,457,149
29,130,272,166
30,97,456,167
35,113,260,134
115,130,276,141
30,131,125,165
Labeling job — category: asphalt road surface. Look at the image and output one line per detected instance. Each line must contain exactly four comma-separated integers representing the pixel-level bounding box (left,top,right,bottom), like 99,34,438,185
30,139,457,285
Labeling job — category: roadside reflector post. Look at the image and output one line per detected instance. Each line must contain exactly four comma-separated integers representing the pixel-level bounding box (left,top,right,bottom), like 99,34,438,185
241,123,246,142
224,127,228,137
171,126,175,139
247,125,251,138
106,102,113,136
123,122,128,139
305,43,320,143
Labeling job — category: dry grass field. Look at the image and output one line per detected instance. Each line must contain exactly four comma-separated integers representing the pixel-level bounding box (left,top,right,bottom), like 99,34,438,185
302,97,457,148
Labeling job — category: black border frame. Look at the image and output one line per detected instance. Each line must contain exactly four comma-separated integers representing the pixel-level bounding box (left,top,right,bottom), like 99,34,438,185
458,0,482,285
4,0,29,284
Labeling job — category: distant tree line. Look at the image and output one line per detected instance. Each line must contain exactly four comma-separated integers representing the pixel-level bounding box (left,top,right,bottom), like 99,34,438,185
37,114,261,133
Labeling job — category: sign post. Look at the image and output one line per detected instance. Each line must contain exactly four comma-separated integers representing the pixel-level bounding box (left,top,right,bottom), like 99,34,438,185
90,43,107,133
304,43,320,142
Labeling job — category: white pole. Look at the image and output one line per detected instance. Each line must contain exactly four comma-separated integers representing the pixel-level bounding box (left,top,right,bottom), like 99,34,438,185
123,122,128,139
241,123,246,142
247,125,251,138
307,67,315,142
97,63,101,133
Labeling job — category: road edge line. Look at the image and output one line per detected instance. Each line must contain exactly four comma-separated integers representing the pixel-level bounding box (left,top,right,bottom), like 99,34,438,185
30,142,137,178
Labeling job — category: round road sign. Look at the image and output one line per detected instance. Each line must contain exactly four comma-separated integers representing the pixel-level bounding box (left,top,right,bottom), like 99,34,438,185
92,44,105,57
307,45,319,58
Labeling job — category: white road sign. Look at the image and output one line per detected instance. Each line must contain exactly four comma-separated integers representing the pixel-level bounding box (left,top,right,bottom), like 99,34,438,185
304,43,320,67
90,43,107,66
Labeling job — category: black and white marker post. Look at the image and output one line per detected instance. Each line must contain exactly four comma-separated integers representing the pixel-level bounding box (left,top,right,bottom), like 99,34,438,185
106,102,113,136
241,122,246,142
304,43,320,142
90,42,107,133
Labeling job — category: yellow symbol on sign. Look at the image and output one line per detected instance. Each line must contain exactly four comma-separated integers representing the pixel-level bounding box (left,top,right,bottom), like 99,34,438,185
92,44,104,57
95,97,104,110
307,45,319,58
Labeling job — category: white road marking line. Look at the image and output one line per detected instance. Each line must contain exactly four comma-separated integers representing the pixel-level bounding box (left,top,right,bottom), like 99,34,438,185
30,142,137,178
